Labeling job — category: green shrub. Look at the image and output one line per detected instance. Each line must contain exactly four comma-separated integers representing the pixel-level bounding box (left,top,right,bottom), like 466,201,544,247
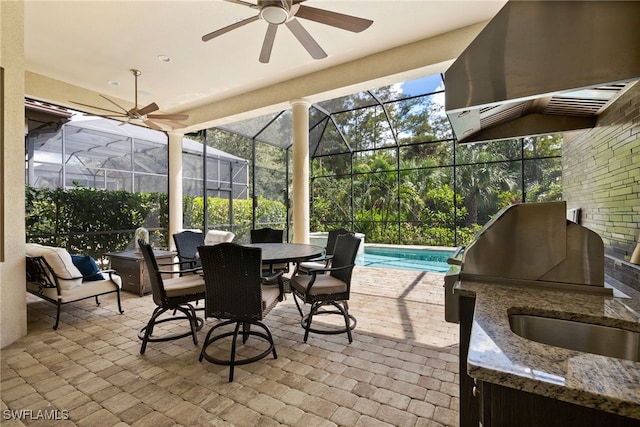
183,195,286,242
26,186,168,261
26,187,287,260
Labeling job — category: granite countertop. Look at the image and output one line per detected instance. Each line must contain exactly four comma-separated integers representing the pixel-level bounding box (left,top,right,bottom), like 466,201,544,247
455,280,640,420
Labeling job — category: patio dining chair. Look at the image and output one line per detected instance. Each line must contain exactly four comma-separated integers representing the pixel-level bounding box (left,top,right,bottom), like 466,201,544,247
296,228,350,274
250,227,288,274
173,230,205,273
250,227,283,243
289,232,361,343
137,240,205,354
197,243,284,382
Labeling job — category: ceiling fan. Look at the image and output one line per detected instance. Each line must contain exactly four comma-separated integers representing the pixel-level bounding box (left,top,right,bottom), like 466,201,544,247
202,0,373,63
71,69,189,131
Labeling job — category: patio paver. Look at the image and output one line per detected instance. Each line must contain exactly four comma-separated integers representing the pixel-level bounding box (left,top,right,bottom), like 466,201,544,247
1,266,459,426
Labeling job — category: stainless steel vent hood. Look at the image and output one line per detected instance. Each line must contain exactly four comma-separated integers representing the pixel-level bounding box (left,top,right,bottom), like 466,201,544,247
445,1,640,143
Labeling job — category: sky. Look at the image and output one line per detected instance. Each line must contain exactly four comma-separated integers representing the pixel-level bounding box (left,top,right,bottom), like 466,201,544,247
401,74,444,97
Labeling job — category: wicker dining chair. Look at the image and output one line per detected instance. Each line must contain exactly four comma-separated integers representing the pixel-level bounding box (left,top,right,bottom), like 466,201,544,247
197,243,284,382
173,230,205,273
289,232,361,343
137,240,205,354
250,227,288,274
250,227,283,243
296,228,350,274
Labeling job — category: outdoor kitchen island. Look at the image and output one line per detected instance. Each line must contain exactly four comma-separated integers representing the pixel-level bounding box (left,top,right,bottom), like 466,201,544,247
455,280,640,427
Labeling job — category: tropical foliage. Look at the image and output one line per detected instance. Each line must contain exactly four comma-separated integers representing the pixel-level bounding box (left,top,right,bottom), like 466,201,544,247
25,187,287,258
25,186,168,261
306,89,563,246
194,87,563,248
25,79,563,252
182,195,286,242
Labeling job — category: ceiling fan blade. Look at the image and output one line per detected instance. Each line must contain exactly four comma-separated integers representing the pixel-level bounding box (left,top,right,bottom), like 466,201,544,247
259,24,278,63
202,14,260,42
99,95,130,114
69,101,125,116
147,113,189,121
285,18,327,60
137,102,160,116
295,5,373,33
224,0,257,7
143,119,163,131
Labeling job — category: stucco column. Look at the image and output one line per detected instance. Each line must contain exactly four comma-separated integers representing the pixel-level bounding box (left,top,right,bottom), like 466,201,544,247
291,99,310,244
1,0,28,348
167,131,184,249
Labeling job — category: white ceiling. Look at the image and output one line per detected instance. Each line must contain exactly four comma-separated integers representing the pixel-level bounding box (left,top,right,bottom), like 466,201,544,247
24,0,507,130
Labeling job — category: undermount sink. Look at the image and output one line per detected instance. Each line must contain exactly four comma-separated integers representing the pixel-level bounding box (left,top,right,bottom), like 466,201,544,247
508,314,640,362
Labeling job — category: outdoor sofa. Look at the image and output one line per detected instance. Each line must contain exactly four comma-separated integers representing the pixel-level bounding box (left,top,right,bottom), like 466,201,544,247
25,243,124,329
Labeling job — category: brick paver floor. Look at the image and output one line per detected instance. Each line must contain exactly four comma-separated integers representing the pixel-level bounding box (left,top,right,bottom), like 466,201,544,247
1,266,459,426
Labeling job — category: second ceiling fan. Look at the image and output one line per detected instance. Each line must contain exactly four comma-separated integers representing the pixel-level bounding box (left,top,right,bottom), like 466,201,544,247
202,0,373,63
71,69,189,131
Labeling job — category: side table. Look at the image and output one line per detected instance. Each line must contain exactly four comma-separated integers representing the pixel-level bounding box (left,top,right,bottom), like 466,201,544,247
105,249,175,296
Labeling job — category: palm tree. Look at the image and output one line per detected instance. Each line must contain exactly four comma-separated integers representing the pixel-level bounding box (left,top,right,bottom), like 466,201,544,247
455,143,518,226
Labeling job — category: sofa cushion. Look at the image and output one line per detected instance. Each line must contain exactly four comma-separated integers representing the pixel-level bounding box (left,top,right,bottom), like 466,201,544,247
26,244,83,290
27,275,121,303
71,255,105,281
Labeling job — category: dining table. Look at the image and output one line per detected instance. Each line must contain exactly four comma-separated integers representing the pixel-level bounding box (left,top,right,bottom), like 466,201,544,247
244,242,324,266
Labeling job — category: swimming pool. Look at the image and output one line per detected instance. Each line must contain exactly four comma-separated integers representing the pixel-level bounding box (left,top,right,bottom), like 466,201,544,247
358,245,454,272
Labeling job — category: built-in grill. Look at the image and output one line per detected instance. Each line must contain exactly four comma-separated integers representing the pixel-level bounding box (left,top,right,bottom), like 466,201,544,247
444,201,609,323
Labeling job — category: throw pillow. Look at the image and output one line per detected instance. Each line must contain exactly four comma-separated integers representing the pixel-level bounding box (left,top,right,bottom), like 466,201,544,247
71,255,104,281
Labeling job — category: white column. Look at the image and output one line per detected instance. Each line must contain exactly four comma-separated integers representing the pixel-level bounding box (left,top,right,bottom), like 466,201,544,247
291,99,310,244
1,0,28,347
167,131,184,250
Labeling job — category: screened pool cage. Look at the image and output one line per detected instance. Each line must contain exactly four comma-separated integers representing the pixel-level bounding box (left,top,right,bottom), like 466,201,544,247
26,111,248,197
25,73,562,248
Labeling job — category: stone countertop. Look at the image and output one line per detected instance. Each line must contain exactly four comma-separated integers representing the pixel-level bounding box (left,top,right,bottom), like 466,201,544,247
455,280,640,420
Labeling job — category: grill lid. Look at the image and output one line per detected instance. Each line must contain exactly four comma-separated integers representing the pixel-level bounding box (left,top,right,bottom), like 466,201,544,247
460,201,606,291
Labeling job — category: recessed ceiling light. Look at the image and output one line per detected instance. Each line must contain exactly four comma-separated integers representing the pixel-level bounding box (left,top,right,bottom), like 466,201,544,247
158,54,172,63
108,80,119,86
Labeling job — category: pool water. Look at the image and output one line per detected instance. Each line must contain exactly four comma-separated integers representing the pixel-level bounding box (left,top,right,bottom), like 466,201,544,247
359,246,453,272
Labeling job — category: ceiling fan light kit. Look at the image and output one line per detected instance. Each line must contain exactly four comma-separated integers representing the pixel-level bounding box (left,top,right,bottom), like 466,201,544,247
71,69,189,131
260,4,289,24
202,0,373,63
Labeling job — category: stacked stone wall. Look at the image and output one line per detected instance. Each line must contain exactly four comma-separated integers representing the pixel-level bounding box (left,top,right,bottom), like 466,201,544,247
562,83,639,288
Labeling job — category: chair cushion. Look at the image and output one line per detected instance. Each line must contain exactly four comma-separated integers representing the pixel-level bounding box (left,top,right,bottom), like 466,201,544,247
262,262,289,272
261,285,280,314
290,274,347,296
204,230,235,245
71,255,105,281
298,260,326,271
163,275,206,298
26,244,83,290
